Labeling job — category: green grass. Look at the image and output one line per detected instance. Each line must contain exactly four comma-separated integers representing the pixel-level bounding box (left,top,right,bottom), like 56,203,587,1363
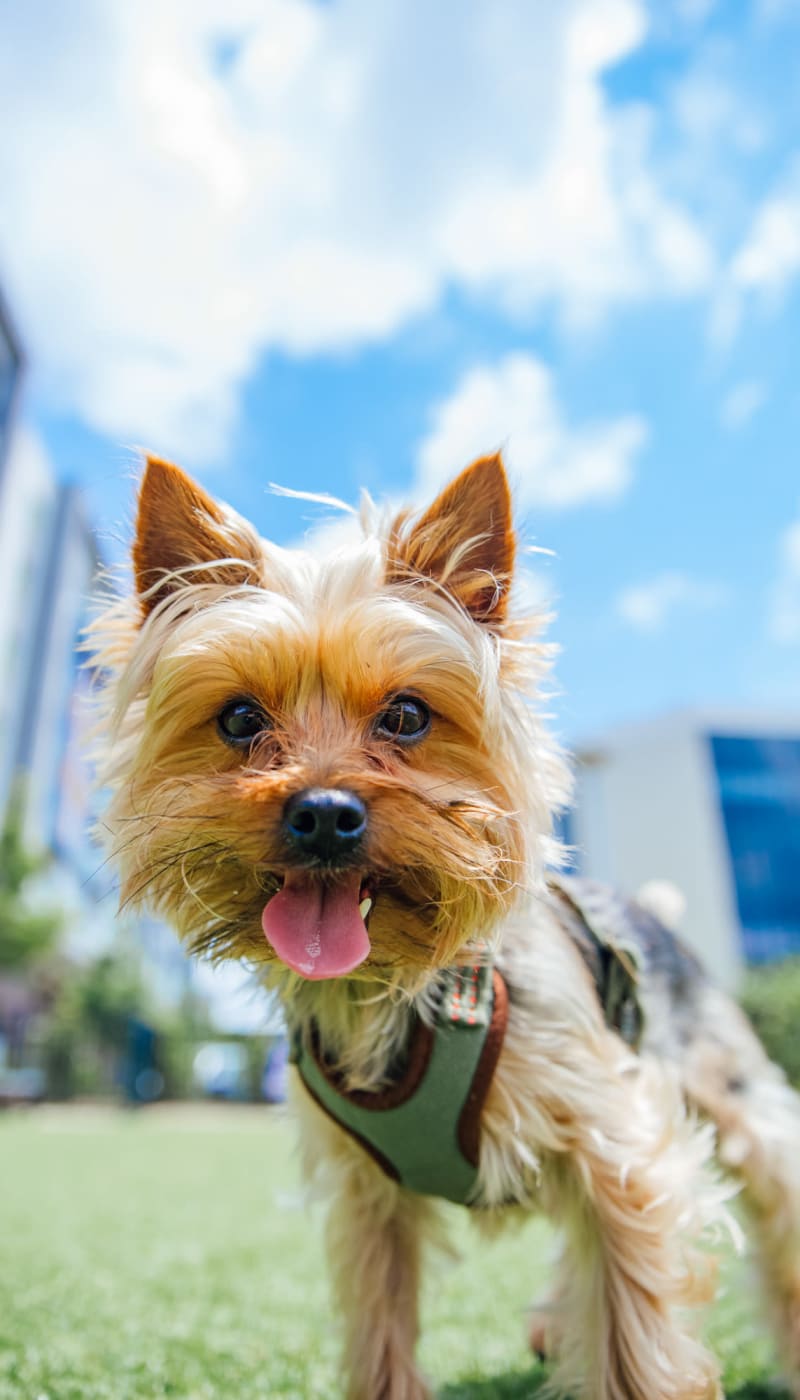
0,1105,791,1399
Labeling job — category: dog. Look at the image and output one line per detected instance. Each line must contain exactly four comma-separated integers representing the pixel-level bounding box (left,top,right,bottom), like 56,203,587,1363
92,451,800,1399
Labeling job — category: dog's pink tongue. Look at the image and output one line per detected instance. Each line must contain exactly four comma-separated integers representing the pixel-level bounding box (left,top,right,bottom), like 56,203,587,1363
262,871,370,979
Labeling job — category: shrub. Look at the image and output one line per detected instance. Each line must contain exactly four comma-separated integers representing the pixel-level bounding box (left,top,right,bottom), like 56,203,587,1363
739,957,800,1088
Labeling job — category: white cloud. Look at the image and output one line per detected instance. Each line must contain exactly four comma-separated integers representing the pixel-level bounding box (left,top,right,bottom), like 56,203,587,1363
416,353,647,510
0,0,712,462
676,0,718,20
617,570,727,632
732,190,800,298
714,162,800,344
720,379,768,430
672,70,765,155
768,517,800,645
756,0,798,21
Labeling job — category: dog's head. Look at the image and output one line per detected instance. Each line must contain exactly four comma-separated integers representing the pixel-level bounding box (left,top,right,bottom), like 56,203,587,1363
93,453,567,986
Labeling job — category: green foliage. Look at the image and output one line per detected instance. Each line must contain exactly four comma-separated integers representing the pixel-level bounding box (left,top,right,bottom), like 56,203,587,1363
0,783,269,1104
39,983,83,1100
37,950,236,1101
0,787,63,970
156,993,214,1099
78,950,150,1049
24,945,147,1098
39,948,159,1098
740,957,800,1088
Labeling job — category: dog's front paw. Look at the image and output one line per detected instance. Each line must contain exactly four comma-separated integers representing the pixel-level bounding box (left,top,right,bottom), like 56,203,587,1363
527,1303,561,1362
348,1367,432,1400
382,1381,431,1400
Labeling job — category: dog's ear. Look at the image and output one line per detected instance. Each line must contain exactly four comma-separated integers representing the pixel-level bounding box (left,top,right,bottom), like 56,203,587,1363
390,453,515,626
133,455,264,616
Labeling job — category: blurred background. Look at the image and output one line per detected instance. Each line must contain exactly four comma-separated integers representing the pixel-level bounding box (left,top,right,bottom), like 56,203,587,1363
0,0,798,1108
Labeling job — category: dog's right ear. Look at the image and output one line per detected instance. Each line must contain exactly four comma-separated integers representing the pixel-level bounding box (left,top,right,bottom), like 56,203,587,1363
389,453,516,627
133,455,264,616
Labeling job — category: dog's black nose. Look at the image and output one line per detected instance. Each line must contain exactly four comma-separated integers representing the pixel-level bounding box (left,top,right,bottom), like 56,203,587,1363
283,788,367,861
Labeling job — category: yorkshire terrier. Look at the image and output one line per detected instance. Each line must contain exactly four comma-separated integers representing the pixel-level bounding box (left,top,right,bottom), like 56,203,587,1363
93,452,800,1400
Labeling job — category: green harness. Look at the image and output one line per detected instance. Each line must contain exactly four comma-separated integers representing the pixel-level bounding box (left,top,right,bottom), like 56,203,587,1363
291,878,644,1207
291,960,506,1205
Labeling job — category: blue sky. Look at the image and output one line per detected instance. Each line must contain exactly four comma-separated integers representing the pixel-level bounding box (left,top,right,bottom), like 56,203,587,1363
1,0,799,746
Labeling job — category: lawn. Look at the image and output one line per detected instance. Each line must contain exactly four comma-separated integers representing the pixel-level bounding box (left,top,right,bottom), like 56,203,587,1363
0,1105,790,1399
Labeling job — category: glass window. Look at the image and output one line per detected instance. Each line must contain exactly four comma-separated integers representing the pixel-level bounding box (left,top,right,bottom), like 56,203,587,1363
710,735,800,962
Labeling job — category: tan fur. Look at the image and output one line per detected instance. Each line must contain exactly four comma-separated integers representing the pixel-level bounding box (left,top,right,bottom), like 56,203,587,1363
90,452,800,1400
133,454,266,610
387,453,516,625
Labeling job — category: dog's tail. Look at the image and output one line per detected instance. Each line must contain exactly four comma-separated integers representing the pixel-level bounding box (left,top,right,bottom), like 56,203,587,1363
635,878,687,933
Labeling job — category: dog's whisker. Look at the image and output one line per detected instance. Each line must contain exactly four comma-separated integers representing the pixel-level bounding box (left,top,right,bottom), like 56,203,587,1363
118,841,224,910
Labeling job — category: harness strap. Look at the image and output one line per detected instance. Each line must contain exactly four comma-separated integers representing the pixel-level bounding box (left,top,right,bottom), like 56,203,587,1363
293,879,647,1204
547,874,645,1048
292,963,508,1205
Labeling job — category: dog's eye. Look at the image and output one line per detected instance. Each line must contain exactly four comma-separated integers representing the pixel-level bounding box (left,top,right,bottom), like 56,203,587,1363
375,695,431,744
217,699,270,746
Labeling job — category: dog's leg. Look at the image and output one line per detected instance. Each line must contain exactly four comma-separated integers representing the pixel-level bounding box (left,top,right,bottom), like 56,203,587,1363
533,1045,725,1400
737,1111,800,1397
682,989,800,1393
295,1084,437,1400
327,1156,435,1400
527,1238,567,1360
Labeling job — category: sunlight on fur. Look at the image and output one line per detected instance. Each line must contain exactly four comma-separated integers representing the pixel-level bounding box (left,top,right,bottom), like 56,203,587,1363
90,452,800,1400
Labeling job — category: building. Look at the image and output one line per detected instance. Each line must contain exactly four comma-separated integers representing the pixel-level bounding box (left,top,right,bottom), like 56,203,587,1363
0,445,58,824
0,286,23,476
16,483,101,858
0,439,98,840
569,709,800,989
0,283,101,869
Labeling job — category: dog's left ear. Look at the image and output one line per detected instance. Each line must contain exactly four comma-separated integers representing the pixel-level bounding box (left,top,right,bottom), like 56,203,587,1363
134,455,264,616
390,453,515,626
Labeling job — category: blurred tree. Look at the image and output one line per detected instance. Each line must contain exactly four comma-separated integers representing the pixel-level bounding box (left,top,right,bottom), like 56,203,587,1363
35,950,148,1100
0,786,63,970
740,958,800,1088
158,990,214,1099
79,950,148,1049
34,941,223,1101
77,949,152,1095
